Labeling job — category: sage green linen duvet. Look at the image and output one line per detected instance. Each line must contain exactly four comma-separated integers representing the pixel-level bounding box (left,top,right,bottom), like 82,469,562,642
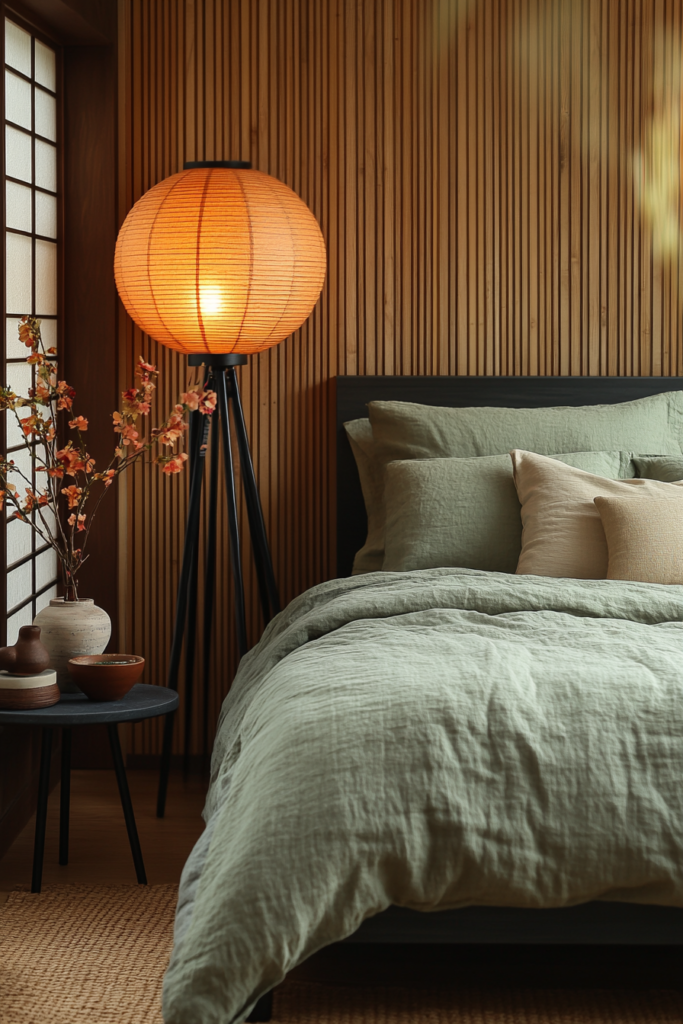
163,568,683,1024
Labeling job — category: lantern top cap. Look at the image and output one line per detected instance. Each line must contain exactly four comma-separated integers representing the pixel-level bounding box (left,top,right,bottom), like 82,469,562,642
183,160,252,170
188,353,247,368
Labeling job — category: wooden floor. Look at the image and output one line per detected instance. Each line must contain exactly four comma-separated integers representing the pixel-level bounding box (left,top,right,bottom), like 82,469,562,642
0,769,206,896
1,770,681,992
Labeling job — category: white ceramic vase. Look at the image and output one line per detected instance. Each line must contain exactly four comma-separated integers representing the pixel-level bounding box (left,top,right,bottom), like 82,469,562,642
33,598,112,693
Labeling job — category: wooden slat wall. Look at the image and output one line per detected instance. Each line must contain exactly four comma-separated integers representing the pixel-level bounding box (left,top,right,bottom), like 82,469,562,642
117,0,683,757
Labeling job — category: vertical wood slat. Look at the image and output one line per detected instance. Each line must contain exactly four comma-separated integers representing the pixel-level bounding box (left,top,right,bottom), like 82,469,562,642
117,0,683,758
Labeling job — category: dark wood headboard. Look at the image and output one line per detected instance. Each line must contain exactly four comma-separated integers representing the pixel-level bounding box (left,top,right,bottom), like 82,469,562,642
335,375,683,578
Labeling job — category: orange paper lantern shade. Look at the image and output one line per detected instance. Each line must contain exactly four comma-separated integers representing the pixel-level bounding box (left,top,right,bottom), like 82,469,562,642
114,166,326,356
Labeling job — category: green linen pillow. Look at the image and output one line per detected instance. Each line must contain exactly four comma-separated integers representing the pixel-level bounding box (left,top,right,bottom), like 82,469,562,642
633,455,683,483
344,418,385,573
369,393,683,463
346,391,682,573
382,450,633,574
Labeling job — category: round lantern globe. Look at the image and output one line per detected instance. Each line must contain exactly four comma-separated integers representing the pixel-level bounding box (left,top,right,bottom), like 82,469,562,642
114,167,327,356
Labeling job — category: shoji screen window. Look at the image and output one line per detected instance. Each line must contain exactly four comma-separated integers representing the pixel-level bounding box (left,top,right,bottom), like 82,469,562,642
3,18,59,644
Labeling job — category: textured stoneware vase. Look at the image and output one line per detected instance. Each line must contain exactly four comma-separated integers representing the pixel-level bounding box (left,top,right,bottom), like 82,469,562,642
33,599,112,693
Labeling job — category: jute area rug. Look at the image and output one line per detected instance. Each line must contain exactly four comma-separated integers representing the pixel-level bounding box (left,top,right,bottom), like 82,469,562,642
0,884,682,1024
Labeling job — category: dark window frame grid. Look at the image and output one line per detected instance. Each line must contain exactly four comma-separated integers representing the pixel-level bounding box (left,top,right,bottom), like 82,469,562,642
1,10,64,646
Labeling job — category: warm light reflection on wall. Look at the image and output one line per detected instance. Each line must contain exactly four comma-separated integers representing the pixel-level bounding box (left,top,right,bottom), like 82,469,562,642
634,28,683,266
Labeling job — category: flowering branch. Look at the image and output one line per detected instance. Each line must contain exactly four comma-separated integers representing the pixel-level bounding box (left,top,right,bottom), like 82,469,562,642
0,316,217,601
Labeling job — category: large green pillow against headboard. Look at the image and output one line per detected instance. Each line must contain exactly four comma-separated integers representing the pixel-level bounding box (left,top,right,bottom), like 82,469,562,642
346,391,683,573
368,392,683,462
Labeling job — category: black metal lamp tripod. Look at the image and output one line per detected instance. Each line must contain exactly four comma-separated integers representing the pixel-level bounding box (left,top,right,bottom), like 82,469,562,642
156,353,280,818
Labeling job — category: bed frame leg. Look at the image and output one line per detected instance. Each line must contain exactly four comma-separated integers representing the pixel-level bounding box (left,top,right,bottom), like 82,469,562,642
247,990,273,1022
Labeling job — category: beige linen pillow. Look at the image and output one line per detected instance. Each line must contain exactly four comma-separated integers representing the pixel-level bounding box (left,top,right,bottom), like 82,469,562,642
594,495,683,584
512,450,683,579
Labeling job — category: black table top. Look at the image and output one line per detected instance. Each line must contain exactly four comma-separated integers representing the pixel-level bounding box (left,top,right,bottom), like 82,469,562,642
0,683,179,726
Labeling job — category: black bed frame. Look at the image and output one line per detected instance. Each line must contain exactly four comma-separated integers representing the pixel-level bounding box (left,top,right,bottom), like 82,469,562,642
247,374,683,1021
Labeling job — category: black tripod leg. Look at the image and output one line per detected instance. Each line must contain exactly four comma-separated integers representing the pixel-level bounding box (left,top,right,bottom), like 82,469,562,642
31,727,53,893
202,412,220,767
168,409,205,691
228,367,281,621
183,401,211,777
183,403,213,776
108,723,147,885
157,404,208,816
217,370,248,657
183,485,202,779
59,727,71,866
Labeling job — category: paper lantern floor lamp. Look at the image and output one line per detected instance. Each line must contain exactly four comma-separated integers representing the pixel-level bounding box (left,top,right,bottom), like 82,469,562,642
114,161,326,813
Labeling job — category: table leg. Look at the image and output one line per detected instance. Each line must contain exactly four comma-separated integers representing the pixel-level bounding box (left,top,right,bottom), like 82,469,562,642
59,727,71,866
107,723,147,885
31,727,53,894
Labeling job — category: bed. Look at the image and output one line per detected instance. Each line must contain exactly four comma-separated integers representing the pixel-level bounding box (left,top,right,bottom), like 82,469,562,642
162,375,683,1024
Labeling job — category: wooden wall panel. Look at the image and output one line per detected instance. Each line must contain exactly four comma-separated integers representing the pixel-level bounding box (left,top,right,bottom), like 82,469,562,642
117,0,683,757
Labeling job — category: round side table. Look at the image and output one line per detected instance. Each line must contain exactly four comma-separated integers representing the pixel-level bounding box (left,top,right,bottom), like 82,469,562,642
0,683,179,893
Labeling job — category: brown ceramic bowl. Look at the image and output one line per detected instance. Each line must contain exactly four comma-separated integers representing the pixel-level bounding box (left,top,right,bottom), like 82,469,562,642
67,654,145,701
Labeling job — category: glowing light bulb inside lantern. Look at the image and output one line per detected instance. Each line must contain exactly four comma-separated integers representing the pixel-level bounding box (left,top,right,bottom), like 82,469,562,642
199,285,224,316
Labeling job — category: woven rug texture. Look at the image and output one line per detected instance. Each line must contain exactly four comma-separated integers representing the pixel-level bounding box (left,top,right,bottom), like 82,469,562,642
1,884,682,1024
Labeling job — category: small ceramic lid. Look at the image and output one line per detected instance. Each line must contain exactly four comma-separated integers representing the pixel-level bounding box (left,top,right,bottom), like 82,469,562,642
0,669,58,690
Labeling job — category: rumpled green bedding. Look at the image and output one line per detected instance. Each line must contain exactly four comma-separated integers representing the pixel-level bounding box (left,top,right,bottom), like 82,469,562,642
162,568,683,1024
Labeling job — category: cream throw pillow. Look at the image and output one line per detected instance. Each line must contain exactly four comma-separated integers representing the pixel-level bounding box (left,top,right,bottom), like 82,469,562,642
511,449,683,579
594,495,683,584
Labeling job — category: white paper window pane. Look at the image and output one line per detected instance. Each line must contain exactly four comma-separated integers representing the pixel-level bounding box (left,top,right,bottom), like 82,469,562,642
6,126,32,183
6,605,34,645
7,515,32,566
35,585,57,616
34,139,56,192
34,89,57,143
34,41,56,92
5,360,32,398
7,562,32,612
6,317,26,358
7,441,32,482
5,439,32,482
5,70,32,131
39,318,57,353
36,239,57,315
4,362,32,449
5,20,31,77
6,181,32,232
36,547,58,590
4,409,27,452
38,505,57,543
6,231,33,315
35,191,57,238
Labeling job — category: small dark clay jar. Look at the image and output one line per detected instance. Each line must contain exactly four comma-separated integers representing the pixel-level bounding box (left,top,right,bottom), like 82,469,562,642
0,625,51,677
